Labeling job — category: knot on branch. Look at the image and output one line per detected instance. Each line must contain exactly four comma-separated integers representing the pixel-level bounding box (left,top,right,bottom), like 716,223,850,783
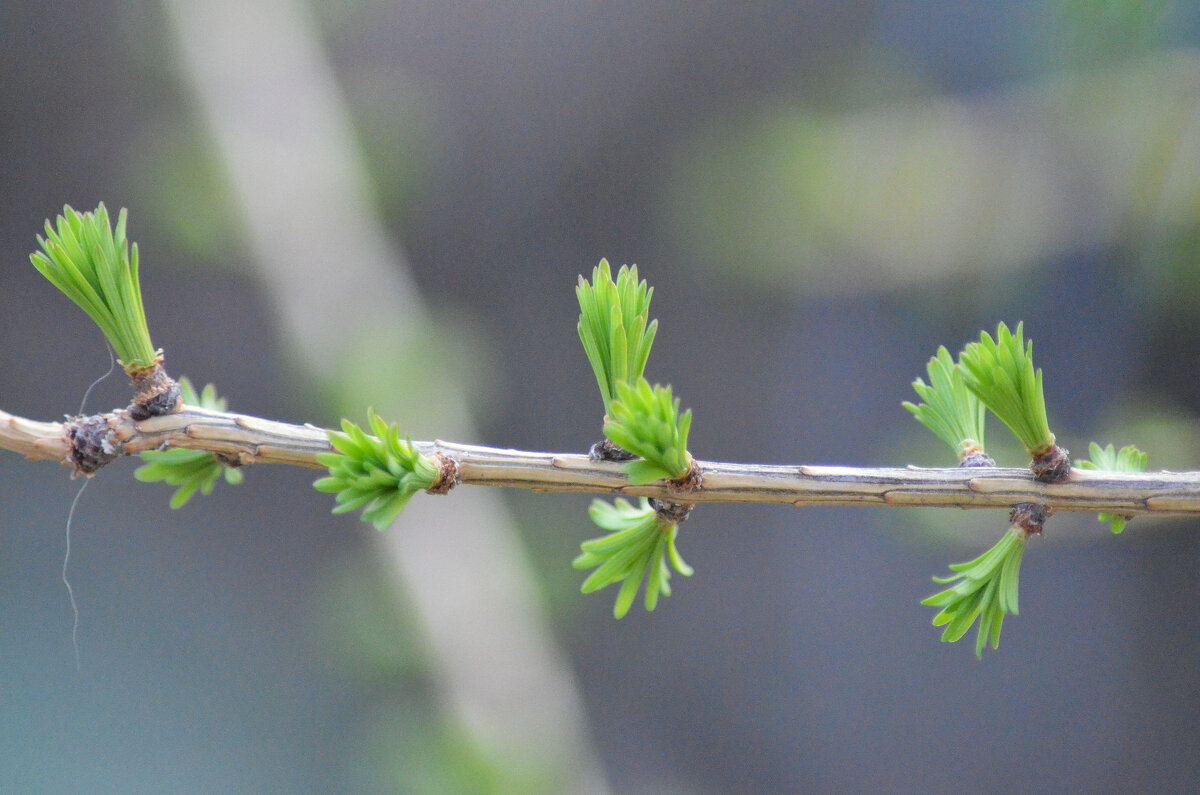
1031,445,1071,483
425,452,460,495
589,438,636,461
1010,502,1052,535
127,360,181,420
652,460,702,522
67,413,122,475
959,449,996,468
214,452,243,469
649,498,693,524
668,458,703,495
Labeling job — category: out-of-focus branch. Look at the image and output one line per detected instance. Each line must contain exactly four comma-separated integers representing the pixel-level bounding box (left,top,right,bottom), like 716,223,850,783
160,2,607,787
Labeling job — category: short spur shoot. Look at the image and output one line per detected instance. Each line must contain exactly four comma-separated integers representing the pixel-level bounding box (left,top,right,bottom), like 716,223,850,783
957,322,1069,482
903,346,992,467
31,203,179,420
314,410,444,531
573,498,693,618
576,259,658,422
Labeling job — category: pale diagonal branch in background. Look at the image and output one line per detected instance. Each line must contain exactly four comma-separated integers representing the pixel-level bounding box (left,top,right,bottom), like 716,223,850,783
162,1,606,783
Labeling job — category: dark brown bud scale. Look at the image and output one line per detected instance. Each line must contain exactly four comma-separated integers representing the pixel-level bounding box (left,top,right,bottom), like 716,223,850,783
649,498,693,524
1031,445,1071,483
425,452,460,495
67,413,121,475
128,362,181,420
589,438,637,461
1010,502,1053,535
959,450,996,468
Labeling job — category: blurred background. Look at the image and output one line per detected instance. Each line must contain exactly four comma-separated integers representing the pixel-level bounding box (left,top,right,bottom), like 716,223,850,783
3,0,1200,791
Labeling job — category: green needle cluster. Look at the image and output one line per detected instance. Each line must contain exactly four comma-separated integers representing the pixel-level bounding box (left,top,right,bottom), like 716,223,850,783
314,409,440,530
134,378,243,508
31,204,160,374
574,261,698,615
603,378,693,485
922,525,1027,659
573,498,694,618
576,259,658,418
957,322,1055,457
903,346,987,462
1079,442,1148,533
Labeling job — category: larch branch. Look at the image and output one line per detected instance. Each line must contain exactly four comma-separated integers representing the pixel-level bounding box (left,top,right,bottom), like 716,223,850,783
3,405,1199,516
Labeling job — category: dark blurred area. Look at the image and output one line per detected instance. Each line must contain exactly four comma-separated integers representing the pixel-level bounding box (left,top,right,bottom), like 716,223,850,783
4,0,1200,791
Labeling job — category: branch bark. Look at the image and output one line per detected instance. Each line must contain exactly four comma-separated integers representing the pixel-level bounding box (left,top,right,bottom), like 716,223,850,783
5,405,1199,516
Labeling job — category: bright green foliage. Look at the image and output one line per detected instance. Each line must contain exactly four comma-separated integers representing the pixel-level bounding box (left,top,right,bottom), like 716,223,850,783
576,263,697,617
603,378,693,485
576,259,658,418
922,526,1027,659
314,409,440,530
903,346,987,460
957,322,1055,456
1078,442,1149,533
134,378,243,508
31,204,160,373
573,498,693,618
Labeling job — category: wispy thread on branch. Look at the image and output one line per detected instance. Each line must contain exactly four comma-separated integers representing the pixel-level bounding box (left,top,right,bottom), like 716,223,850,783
77,342,117,417
63,477,89,672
